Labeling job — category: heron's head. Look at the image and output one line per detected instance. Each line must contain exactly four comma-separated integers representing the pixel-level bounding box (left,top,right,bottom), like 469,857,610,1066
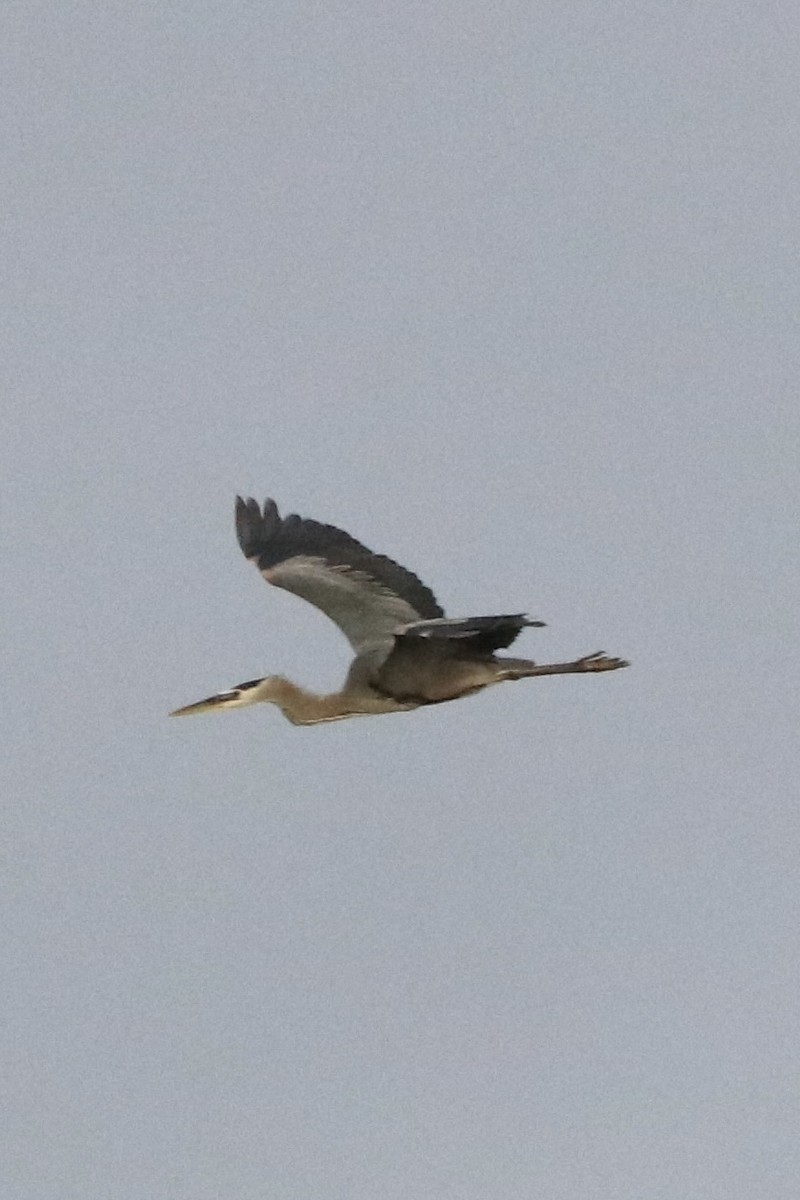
170,677,273,717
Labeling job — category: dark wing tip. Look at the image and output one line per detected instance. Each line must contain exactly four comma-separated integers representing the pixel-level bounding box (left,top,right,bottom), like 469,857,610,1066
236,495,280,559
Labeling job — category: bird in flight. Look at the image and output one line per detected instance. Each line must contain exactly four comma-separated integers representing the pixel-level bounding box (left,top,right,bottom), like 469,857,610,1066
171,497,629,725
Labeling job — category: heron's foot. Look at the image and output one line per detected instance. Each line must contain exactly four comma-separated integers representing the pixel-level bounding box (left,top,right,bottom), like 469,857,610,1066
576,651,629,672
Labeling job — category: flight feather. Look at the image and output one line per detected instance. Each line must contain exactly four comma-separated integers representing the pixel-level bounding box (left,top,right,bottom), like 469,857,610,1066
235,496,444,654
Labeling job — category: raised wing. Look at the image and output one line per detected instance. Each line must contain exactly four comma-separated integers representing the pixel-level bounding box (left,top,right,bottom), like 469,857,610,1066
236,497,444,654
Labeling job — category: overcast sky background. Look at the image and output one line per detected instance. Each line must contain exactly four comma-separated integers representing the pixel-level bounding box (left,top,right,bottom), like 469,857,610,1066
4,3,799,1197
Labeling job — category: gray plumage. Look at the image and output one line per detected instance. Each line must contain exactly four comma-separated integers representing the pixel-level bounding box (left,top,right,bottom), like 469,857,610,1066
171,497,629,724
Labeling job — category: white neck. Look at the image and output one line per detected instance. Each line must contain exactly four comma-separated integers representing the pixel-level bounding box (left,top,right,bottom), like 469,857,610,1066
241,676,358,724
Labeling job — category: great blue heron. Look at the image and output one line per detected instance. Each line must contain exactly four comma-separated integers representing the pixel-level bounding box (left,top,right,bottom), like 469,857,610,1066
171,497,629,725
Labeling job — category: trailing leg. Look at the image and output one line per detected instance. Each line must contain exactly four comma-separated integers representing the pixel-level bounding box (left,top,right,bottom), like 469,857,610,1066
498,651,629,680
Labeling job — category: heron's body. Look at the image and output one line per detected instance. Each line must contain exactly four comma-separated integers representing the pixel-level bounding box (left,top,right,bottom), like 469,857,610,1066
171,497,628,724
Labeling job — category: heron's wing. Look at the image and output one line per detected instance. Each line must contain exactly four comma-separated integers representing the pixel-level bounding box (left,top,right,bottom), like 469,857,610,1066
236,497,444,654
397,613,543,653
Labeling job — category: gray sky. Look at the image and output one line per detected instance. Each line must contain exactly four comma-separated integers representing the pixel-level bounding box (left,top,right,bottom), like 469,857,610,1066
4,3,799,1197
